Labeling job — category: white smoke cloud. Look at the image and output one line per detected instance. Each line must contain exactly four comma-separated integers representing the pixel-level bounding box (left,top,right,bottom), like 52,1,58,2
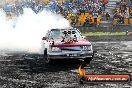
0,8,70,53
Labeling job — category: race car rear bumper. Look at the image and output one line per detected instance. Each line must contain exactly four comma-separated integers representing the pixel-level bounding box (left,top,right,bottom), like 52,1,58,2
47,51,94,59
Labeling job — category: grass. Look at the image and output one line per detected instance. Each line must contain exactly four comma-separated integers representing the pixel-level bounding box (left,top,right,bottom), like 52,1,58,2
83,32,126,36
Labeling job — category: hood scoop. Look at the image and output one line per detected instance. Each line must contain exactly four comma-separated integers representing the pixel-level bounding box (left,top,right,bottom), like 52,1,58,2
61,30,78,43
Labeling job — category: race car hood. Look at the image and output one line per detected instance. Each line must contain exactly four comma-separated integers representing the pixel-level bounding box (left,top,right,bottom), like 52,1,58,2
50,39,91,47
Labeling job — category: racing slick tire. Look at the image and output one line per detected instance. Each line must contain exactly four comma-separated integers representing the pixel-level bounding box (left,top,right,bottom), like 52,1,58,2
43,49,52,64
84,57,93,63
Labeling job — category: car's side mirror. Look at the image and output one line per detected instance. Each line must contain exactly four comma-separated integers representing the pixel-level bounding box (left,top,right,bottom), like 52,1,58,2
42,37,48,40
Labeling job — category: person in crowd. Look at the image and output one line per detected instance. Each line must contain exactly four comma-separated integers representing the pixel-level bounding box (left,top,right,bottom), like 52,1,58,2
89,17,93,26
84,17,90,26
2,0,113,26
120,2,126,13
71,15,76,25
106,12,110,20
119,12,124,23
124,10,130,18
93,12,98,26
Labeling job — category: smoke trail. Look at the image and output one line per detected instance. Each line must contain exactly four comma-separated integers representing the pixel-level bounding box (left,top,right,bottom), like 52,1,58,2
0,8,70,53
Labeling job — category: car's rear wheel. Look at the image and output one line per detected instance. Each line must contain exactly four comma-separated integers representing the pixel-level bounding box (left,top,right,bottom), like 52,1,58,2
43,49,51,64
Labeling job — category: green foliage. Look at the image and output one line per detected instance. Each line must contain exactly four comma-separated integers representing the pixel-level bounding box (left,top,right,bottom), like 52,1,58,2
84,32,126,36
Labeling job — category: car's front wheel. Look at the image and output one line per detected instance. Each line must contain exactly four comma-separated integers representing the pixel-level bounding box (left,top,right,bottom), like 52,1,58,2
84,53,94,63
84,57,93,63
43,49,51,64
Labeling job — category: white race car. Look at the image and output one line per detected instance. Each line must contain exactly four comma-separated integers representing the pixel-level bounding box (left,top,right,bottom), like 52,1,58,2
42,28,94,63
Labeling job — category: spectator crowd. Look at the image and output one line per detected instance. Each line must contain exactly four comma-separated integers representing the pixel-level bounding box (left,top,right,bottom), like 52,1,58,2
1,0,132,26
113,0,132,25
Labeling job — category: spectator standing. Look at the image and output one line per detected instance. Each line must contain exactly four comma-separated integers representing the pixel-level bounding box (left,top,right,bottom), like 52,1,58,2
119,12,124,23
124,10,129,18
102,0,108,11
89,17,93,26
106,12,110,20
93,12,98,25
84,17,90,26
73,7,78,13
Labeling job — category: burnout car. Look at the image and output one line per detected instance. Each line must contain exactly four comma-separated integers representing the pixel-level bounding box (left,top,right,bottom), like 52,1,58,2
42,28,94,63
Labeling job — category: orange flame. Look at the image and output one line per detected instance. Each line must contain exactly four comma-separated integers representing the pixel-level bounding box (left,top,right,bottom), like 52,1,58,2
78,65,86,76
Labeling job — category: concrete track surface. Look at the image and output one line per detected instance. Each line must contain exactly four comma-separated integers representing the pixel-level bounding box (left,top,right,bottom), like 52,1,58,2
0,36,132,88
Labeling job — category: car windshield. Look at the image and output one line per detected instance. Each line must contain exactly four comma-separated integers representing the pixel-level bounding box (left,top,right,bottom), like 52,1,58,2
48,29,61,39
48,29,82,39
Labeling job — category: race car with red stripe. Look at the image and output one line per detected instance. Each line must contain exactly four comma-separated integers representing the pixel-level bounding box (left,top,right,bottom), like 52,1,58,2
42,28,94,63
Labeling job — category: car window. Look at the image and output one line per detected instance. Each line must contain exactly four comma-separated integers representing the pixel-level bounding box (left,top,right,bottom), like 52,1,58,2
48,29,82,39
48,29,61,39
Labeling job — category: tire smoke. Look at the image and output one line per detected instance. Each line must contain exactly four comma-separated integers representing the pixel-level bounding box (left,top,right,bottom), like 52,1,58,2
0,8,70,53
